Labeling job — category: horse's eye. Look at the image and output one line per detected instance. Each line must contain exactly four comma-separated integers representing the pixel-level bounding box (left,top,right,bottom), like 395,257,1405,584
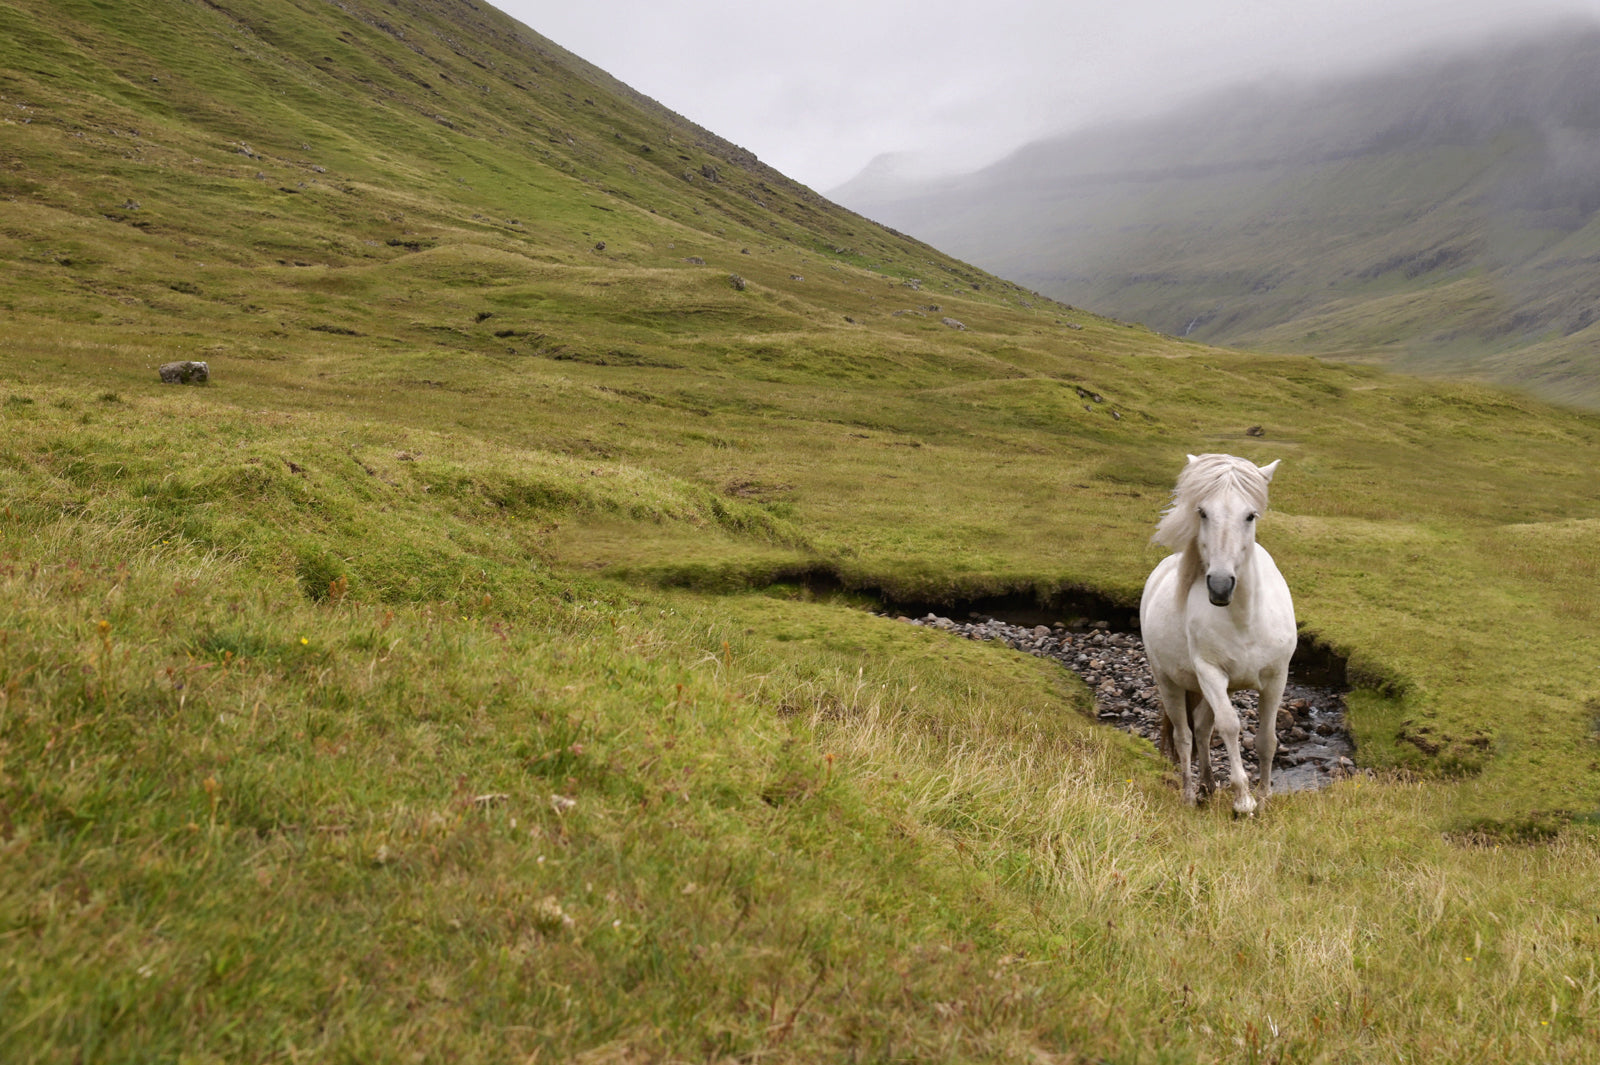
1246,512,1258,523
1197,507,1208,521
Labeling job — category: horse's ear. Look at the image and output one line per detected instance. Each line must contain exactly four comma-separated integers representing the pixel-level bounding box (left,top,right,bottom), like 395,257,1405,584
1258,459,1281,482
1185,453,1198,464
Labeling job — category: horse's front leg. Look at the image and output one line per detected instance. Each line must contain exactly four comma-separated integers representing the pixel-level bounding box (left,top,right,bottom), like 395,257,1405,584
1195,662,1254,816
1254,670,1288,804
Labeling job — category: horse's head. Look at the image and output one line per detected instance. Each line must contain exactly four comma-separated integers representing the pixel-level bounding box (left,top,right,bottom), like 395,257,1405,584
1155,454,1279,607
1191,455,1277,606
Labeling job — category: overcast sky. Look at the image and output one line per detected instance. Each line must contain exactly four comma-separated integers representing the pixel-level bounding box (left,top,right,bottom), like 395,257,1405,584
500,0,1600,192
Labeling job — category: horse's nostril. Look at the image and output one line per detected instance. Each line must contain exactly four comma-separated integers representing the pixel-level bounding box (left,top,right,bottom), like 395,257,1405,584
1207,574,1236,604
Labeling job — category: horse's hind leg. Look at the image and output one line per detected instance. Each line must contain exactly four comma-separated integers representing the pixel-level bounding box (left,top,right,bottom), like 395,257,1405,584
1156,677,1197,804
1195,662,1255,816
1188,690,1216,798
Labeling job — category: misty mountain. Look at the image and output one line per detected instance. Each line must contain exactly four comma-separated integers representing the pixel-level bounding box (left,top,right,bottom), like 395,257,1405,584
832,23,1600,407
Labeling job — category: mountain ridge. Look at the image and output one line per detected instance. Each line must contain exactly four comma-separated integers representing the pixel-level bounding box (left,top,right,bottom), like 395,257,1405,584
832,20,1600,407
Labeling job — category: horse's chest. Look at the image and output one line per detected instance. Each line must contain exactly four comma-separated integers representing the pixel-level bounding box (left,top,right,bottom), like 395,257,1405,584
1212,650,1272,689
1185,619,1291,688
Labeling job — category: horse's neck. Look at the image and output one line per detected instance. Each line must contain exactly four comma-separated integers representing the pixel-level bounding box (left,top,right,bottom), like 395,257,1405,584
1177,542,1203,603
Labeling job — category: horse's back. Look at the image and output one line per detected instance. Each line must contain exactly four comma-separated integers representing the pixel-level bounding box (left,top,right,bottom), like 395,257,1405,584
1248,544,1297,659
1138,553,1181,633
1139,553,1188,682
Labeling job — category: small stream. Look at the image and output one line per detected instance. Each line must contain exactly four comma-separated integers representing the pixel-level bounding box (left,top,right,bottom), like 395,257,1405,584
896,612,1360,793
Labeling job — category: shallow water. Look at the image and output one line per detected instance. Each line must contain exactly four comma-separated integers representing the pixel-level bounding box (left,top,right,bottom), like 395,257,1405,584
899,613,1359,794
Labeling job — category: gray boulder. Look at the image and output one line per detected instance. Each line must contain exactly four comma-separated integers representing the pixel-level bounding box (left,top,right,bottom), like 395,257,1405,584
158,360,209,384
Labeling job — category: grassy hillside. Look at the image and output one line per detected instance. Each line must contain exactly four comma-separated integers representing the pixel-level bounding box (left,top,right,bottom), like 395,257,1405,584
4,1,1600,1061
833,24,1600,409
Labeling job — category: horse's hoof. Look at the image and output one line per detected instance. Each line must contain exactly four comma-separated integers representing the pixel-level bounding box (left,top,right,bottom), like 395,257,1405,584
1232,795,1258,818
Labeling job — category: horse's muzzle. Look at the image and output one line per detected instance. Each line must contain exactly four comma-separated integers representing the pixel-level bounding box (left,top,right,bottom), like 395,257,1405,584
1206,573,1236,606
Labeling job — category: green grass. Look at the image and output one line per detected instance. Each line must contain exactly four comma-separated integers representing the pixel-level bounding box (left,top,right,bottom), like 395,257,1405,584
4,0,1600,1060
3,401,1600,1062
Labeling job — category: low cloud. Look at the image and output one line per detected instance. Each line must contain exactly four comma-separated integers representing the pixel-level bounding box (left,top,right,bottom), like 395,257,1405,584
510,0,1600,189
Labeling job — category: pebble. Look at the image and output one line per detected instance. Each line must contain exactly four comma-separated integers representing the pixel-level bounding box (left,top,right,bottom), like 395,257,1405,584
897,612,1362,794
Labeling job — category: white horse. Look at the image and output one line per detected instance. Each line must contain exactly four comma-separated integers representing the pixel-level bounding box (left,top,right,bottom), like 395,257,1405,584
1139,454,1296,815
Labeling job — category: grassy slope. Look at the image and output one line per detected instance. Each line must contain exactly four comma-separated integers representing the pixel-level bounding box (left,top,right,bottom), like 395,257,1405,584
3,0,1600,1061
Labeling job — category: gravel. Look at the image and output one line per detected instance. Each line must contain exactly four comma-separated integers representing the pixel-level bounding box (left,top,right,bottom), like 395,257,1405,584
897,613,1362,794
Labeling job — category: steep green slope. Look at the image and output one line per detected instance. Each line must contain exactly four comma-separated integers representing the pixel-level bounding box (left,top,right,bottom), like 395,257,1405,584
834,24,1600,408
4,1,1600,1061
0,0,1019,348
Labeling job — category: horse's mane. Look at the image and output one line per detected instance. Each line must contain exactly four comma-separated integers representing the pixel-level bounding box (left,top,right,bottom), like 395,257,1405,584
1152,454,1274,593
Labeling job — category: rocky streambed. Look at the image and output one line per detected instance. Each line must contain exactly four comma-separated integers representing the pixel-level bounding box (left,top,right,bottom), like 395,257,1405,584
899,613,1360,793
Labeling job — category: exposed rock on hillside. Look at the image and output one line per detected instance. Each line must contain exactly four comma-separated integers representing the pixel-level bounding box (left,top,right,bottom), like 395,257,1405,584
158,361,209,385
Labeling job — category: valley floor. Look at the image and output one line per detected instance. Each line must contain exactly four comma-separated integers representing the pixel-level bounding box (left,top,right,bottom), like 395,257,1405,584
3,381,1599,1064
